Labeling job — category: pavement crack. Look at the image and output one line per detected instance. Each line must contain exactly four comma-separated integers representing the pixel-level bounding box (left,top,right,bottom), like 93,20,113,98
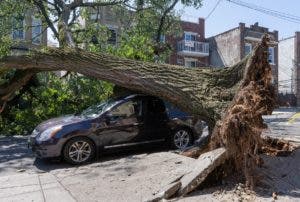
51,173,78,202
38,174,46,202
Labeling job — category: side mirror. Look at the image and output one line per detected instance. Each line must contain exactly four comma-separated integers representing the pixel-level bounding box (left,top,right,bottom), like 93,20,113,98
105,113,118,124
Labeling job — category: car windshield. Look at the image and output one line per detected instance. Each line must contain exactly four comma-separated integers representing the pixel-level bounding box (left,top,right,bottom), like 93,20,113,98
80,99,118,118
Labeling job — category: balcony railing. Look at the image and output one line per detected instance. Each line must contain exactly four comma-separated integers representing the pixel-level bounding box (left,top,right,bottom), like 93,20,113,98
177,40,209,57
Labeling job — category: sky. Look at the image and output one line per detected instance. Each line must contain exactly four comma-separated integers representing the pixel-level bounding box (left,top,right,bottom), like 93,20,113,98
176,0,300,40
48,0,300,44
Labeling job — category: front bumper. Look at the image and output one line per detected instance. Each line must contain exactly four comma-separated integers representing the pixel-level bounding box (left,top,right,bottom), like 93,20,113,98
28,136,61,158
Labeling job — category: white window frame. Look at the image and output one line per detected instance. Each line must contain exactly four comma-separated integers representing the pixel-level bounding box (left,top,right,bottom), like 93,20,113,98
32,17,42,45
184,32,197,41
12,18,25,40
177,58,183,65
268,47,275,65
184,58,198,68
244,43,252,55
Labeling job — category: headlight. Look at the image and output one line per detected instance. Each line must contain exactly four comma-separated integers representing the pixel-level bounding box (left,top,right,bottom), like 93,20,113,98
36,125,62,142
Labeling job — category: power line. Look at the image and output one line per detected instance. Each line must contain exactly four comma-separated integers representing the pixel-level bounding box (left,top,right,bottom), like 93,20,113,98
226,0,300,24
205,0,222,20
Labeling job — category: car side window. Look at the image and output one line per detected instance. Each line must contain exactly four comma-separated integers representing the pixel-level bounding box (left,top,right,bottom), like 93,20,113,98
111,101,134,118
110,100,142,118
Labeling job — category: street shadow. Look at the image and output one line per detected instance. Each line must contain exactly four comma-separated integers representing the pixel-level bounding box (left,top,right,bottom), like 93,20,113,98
0,136,33,163
0,135,178,178
33,141,171,173
0,136,36,174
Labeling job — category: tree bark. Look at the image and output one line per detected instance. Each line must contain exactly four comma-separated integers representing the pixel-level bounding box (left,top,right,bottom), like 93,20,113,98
0,69,38,112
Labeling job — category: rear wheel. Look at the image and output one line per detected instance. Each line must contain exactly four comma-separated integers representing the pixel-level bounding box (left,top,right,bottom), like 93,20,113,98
171,128,193,150
63,137,96,165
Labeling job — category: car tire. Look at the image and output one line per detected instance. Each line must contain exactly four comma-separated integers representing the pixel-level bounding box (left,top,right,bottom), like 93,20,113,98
170,128,193,150
63,137,96,165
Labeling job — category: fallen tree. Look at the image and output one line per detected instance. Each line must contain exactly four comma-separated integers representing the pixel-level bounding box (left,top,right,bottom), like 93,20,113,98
1,45,248,130
0,35,276,196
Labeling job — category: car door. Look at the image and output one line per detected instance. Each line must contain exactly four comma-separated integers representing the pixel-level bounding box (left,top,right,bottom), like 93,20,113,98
143,97,169,141
96,98,143,146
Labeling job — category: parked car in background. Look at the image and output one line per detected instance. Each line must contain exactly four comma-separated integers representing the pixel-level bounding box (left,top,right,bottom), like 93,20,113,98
28,94,203,164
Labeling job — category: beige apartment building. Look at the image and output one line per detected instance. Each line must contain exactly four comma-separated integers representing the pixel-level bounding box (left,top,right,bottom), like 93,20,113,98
11,11,47,54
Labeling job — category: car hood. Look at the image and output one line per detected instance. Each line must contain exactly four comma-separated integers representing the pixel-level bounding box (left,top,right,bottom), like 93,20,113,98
35,115,87,132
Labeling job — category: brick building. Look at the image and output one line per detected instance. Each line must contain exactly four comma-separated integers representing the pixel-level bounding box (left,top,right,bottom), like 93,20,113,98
84,9,209,67
167,18,209,67
208,22,279,93
278,32,300,106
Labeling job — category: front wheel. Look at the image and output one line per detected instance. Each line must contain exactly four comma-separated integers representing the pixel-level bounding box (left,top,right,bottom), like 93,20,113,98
63,137,96,165
171,128,193,150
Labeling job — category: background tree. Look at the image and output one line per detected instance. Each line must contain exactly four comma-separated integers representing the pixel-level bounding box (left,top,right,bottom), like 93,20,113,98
0,0,203,135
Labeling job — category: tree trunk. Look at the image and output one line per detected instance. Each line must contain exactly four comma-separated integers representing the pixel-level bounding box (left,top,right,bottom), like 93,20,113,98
0,48,246,127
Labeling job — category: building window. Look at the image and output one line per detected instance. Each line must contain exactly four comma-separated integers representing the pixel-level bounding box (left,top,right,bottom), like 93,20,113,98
184,32,197,41
107,28,117,45
244,43,252,55
12,18,25,40
160,35,165,43
184,58,197,68
32,17,42,44
268,47,275,64
177,58,183,65
90,13,100,20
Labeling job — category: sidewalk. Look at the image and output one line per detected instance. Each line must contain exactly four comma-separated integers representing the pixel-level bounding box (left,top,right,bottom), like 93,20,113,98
0,150,195,202
0,173,75,202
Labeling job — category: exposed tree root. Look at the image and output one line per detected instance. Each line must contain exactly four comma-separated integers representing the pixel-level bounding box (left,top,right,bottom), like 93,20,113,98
181,35,276,191
180,145,210,159
261,136,298,156
208,35,276,189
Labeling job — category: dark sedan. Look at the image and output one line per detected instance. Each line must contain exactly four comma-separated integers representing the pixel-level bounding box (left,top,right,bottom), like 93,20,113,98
28,94,203,164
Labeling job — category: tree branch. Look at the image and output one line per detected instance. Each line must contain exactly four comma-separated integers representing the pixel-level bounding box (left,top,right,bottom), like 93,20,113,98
69,0,127,10
33,0,59,40
0,69,38,109
155,0,179,43
68,9,80,25
54,0,65,9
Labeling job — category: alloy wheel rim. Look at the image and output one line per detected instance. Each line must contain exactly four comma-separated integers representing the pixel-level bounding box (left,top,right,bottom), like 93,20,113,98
68,141,92,163
174,130,190,149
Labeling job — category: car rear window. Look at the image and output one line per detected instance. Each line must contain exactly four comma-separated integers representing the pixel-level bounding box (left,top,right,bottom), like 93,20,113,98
164,102,189,118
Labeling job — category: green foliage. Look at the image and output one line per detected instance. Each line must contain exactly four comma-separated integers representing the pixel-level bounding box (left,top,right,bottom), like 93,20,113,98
0,0,33,58
0,73,113,135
